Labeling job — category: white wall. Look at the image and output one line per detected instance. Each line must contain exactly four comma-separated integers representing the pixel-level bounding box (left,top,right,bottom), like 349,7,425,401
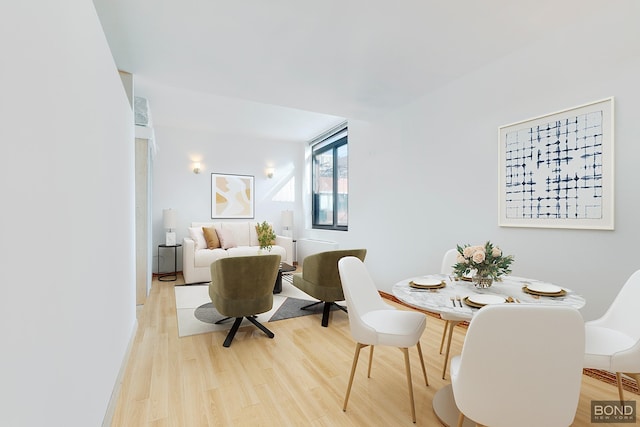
325,5,640,321
152,126,303,272
149,4,639,321
0,2,136,425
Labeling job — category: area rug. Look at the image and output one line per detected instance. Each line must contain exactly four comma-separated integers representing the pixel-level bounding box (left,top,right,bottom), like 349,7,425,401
175,280,343,337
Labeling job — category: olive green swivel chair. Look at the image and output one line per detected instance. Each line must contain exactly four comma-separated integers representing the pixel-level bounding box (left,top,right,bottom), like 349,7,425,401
209,254,281,347
293,249,367,327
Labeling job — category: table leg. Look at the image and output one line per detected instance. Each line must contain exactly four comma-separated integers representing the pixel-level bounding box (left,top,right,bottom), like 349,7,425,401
273,270,283,294
433,384,475,427
442,320,461,380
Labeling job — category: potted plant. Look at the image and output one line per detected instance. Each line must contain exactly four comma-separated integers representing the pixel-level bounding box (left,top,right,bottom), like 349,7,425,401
256,221,276,252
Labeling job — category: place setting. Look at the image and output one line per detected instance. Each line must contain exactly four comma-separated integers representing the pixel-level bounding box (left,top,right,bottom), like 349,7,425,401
409,276,447,291
521,281,567,297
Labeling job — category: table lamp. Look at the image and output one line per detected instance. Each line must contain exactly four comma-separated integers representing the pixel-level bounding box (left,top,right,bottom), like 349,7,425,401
163,208,177,245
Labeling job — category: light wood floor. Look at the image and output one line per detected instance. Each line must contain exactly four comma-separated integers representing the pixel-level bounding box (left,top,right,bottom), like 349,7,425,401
111,275,634,426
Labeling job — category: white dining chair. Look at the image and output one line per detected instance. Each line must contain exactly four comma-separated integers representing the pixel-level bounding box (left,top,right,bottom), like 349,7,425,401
439,248,467,379
338,256,429,423
451,304,584,427
584,269,640,403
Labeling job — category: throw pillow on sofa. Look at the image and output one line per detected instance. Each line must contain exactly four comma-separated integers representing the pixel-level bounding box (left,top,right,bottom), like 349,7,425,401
202,226,221,249
188,227,207,250
215,227,237,249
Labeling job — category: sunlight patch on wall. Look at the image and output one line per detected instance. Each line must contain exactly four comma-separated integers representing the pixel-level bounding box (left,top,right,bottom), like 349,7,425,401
272,176,295,202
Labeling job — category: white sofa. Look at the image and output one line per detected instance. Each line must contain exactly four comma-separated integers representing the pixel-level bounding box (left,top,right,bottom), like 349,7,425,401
182,221,293,284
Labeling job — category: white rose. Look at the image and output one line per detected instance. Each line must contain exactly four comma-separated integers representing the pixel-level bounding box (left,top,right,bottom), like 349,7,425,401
462,246,474,258
472,250,486,263
492,247,502,257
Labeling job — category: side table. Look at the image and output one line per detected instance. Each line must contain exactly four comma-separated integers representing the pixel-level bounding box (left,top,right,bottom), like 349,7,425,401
158,244,181,282
274,262,296,294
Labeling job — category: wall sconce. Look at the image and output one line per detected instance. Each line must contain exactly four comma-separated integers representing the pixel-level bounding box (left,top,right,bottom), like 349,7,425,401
265,167,275,179
193,162,201,174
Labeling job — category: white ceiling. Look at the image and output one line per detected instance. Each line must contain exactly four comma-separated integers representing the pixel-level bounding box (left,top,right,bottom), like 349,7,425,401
92,0,602,141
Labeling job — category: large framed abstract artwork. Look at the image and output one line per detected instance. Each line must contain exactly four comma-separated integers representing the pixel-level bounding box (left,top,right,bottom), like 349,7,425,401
211,173,255,219
498,97,614,230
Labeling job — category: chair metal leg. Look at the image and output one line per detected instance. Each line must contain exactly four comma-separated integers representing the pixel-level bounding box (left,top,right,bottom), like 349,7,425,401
416,341,429,386
439,320,449,354
367,346,375,378
401,347,417,423
246,316,275,339
300,301,322,310
223,317,243,347
214,316,232,325
344,343,366,411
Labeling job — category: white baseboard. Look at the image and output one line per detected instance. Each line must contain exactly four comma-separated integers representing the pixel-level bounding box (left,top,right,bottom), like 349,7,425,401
102,315,139,427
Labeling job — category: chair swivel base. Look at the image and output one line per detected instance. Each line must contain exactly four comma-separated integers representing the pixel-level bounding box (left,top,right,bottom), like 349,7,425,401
222,316,274,347
301,301,347,327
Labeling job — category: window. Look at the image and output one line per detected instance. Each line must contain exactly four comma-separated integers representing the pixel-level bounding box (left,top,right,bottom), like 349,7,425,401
312,125,348,230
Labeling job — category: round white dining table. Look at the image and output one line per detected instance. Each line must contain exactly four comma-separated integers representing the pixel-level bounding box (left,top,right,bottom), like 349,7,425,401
392,274,586,427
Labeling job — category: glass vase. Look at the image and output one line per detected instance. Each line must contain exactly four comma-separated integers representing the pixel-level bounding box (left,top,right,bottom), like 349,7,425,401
472,274,493,288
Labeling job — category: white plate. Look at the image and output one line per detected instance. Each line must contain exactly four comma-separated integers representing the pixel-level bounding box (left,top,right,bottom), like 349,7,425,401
526,282,563,294
468,294,506,306
412,277,443,287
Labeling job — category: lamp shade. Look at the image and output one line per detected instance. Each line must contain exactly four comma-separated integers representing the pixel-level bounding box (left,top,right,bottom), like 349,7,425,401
281,210,294,228
163,208,177,230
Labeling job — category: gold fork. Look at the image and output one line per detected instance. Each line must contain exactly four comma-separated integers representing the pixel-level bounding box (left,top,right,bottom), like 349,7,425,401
456,295,463,307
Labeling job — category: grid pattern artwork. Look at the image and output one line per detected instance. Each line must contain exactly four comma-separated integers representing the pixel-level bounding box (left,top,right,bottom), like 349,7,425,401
498,97,613,229
504,111,604,220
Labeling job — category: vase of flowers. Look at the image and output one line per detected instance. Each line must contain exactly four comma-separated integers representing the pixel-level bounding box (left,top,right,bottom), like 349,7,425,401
452,242,514,288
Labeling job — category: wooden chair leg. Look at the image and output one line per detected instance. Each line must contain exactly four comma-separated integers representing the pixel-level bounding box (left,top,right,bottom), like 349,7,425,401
401,347,417,423
344,343,365,411
416,341,429,386
616,372,625,403
439,320,449,354
456,412,465,427
367,345,374,378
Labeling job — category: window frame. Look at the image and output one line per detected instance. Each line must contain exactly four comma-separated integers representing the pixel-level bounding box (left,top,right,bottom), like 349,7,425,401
311,129,348,231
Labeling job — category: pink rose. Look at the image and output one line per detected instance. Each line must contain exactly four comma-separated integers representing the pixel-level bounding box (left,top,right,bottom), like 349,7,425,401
472,250,486,263
492,247,502,257
462,246,474,258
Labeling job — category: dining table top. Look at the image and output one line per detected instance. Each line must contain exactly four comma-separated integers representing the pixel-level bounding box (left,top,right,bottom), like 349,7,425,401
392,274,586,321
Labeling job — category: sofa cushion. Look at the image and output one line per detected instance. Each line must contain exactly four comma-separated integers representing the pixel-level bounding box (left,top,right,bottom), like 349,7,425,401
215,226,237,249
223,222,251,246
188,227,207,250
202,226,221,249
227,245,287,259
194,248,228,268
249,222,260,246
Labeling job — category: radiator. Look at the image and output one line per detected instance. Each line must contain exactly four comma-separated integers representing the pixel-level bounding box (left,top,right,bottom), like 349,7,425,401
296,238,339,267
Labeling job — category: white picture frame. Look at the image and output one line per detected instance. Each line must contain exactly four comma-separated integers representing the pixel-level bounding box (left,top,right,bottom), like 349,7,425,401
498,97,614,230
211,173,255,219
